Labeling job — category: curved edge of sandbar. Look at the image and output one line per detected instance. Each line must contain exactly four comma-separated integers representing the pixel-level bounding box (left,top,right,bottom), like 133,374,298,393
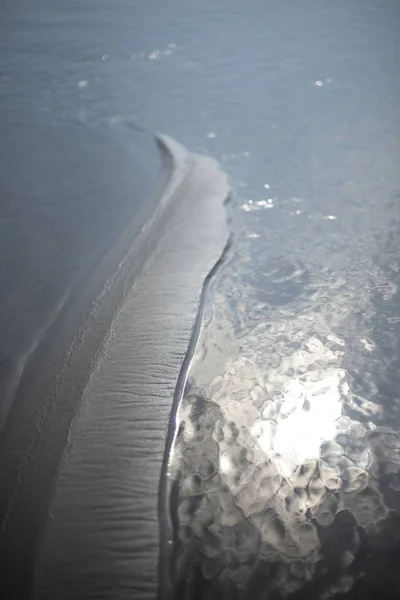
33,133,230,600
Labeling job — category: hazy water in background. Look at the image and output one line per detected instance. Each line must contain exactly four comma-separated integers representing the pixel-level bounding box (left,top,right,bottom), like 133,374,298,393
1,0,400,596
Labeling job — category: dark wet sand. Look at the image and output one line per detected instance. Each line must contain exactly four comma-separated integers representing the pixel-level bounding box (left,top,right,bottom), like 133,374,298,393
0,133,174,597
30,136,229,600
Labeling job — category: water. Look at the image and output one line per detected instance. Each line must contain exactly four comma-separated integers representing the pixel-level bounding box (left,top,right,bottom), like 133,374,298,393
1,0,400,598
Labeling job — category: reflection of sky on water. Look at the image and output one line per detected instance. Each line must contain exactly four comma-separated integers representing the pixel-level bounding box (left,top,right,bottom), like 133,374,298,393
168,275,399,597
254,361,346,477
167,119,400,597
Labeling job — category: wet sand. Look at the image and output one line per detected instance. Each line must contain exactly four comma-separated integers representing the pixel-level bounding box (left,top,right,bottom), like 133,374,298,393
32,136,229,600
0,130,172,597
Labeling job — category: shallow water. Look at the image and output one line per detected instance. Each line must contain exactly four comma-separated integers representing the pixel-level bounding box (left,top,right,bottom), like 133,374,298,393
166,165,400,597
1,0,400,598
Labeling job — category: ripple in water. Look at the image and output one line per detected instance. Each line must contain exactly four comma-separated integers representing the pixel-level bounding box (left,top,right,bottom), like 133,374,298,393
162,146,400,598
